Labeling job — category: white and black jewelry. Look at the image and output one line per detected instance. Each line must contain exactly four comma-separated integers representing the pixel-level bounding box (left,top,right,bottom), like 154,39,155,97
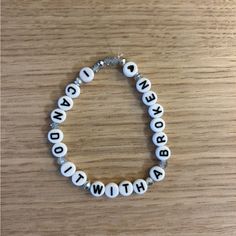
48,56,171,198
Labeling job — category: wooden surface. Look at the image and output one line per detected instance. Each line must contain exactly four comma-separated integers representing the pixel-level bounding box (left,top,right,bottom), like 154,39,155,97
2,0,236,235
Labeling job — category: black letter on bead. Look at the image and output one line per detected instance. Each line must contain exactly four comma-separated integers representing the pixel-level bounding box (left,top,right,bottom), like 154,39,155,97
93,184,104,194
53,111,64,121
135,182,145,192
76,174,85,183
83,70,89,77
122,183,129,193
54,146,63,154
64,166,72,173
160,150,169,157
50,132,60,140
153,170,163,180
156,135,166,144
67,86,76,95
138,79,150,90
152,106,162,115
145,93,156,103
155,121,164,129
110,186,114,196
60,98,70,107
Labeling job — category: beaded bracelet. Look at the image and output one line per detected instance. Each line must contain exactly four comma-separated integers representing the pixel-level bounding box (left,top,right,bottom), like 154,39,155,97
48,56,171,198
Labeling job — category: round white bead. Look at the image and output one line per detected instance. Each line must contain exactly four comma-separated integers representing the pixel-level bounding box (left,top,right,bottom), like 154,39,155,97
51,108,66,124
48,129,64,144
148,103,164,118
58,96,73,111
149,166,165,182
60,161,76,177
65,83,80,99
52,142,67,158
155,146,171,161
133,179,148,195
142,91,157,106
105,183,119,198
79,67,94,83
150,118,165,133
123,62,138,78
71,171,87,186
152,132,168,147
119,180,133,196
90,181,105,197
136,78,151,93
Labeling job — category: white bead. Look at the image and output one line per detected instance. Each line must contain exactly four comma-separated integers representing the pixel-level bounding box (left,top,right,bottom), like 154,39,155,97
119,180,133,196
149,166,165,182
79,67,94,83
152,132,168,147
142,91,157,106
71,171,87,186
155,146,171,161
58,96,73,111
150,118,165,133
65,83,80,99
60,161,76,177
136,78,151,93
90,181,105,197
148,103,164,118
133,179,148,195
52,142,67,158
123,62,138,78
51,108,66,124
48,129,64,144
105,183,119,198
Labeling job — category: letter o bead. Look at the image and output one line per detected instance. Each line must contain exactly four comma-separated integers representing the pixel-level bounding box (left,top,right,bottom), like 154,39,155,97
150,118,165,133
90,181,105,197
105,183,119,198
48,129,64,144
149,166,165,182
65,83,80,99
133,179,148,195
119,180,133,196
60,161,76,177
71,171,87,186
52,142,67,158
155,146,171,161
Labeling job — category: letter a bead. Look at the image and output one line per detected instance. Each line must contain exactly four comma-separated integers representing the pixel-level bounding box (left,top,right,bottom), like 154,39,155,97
149,166,165,182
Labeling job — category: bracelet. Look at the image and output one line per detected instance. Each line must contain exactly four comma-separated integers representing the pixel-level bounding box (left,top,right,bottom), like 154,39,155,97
48,56,171,198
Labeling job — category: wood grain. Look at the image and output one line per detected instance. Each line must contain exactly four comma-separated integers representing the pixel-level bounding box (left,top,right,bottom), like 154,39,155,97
1,0,236,235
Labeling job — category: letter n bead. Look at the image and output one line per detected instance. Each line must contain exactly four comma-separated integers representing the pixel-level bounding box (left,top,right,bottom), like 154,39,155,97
47,56,171,199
